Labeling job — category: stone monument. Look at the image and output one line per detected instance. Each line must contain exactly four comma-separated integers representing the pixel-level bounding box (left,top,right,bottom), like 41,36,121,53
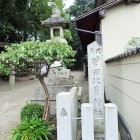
88,39,105,138
30,8,77,116
30,68,75,115
87,37,118,140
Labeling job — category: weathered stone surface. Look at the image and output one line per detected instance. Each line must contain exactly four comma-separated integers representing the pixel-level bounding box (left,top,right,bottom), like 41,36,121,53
30,68,81,115
81,103,94,140
88,41,104,118
44,68,74,86
45,77,74,86
87,41,118,140
88,41,105,135
31,85,73,100
9,74,15,90
56,87,81,140
42,8,68,28
105,103,118,140
30,85,75,115
95,133,104,140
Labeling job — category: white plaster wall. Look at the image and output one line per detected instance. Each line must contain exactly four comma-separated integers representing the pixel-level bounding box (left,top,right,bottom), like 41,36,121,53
101,2,140,60
106,54,140,140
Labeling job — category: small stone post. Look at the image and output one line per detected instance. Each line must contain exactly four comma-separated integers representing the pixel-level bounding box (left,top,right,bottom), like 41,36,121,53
105,103,118,140
81,103,94,140
56,92,72,140
9,66,15,90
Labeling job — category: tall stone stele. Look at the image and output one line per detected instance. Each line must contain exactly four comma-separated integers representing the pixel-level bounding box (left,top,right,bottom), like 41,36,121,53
42,8,69,43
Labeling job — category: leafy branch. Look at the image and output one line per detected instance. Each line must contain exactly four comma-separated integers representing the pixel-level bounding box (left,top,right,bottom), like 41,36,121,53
0,39,76,120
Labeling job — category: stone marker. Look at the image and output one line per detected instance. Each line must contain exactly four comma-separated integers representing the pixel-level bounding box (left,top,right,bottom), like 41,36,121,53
30,85,74,115
44,68,74,86
88,41,105,135
81,103,94,140
57,92,72,140
88,41,104,118
56,87,79,140
9,68,15,90
105,103,118,140
30,67,76,115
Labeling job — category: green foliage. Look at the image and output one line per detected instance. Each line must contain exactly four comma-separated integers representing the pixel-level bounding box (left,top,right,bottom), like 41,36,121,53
125,37,140,51
0,39,76,76
128,37,140,47
64,29,73,42
20,103,44,121
69,0,95,17
0,0,63,42
0,39,75,120
64,0,96,70
0,21,14,35
11,116,52,140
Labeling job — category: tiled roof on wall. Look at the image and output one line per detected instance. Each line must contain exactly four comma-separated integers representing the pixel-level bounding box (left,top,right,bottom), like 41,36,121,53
105,47,140,63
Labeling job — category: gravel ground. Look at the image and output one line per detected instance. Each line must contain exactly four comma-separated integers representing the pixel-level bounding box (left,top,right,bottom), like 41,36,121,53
0,71,88,140
0,75,38,140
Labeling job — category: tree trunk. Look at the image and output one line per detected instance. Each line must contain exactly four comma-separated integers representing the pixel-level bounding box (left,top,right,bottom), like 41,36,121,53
23,28,27,41
37,76,50,121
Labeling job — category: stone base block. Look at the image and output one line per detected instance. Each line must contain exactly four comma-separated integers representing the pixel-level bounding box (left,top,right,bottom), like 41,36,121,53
30,86,82,116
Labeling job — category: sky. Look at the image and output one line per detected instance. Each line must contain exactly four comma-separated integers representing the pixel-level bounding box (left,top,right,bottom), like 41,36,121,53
63,0,74,9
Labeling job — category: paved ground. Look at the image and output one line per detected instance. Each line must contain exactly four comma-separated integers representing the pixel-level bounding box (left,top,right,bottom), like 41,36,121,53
0,75,39,140
0,71,88,140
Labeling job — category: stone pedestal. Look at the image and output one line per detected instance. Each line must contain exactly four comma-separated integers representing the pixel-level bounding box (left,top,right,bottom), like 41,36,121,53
30,67,80,115
81,103,94,140
105,103,118,140
30,85,74,115
43,68,73,85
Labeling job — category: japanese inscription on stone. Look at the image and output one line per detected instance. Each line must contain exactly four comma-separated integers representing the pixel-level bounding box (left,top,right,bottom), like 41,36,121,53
88,42,104,118
60,108,67,117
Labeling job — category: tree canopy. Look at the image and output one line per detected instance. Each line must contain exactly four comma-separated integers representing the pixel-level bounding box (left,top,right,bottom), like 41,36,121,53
65,0,95,70
0,0,63,43
69,0,95,17
0,39,76,120
0,39,75,76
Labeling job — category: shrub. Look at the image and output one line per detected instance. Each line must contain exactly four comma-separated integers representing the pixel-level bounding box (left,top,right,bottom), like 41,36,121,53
20,103,44,121
11,116,52,140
